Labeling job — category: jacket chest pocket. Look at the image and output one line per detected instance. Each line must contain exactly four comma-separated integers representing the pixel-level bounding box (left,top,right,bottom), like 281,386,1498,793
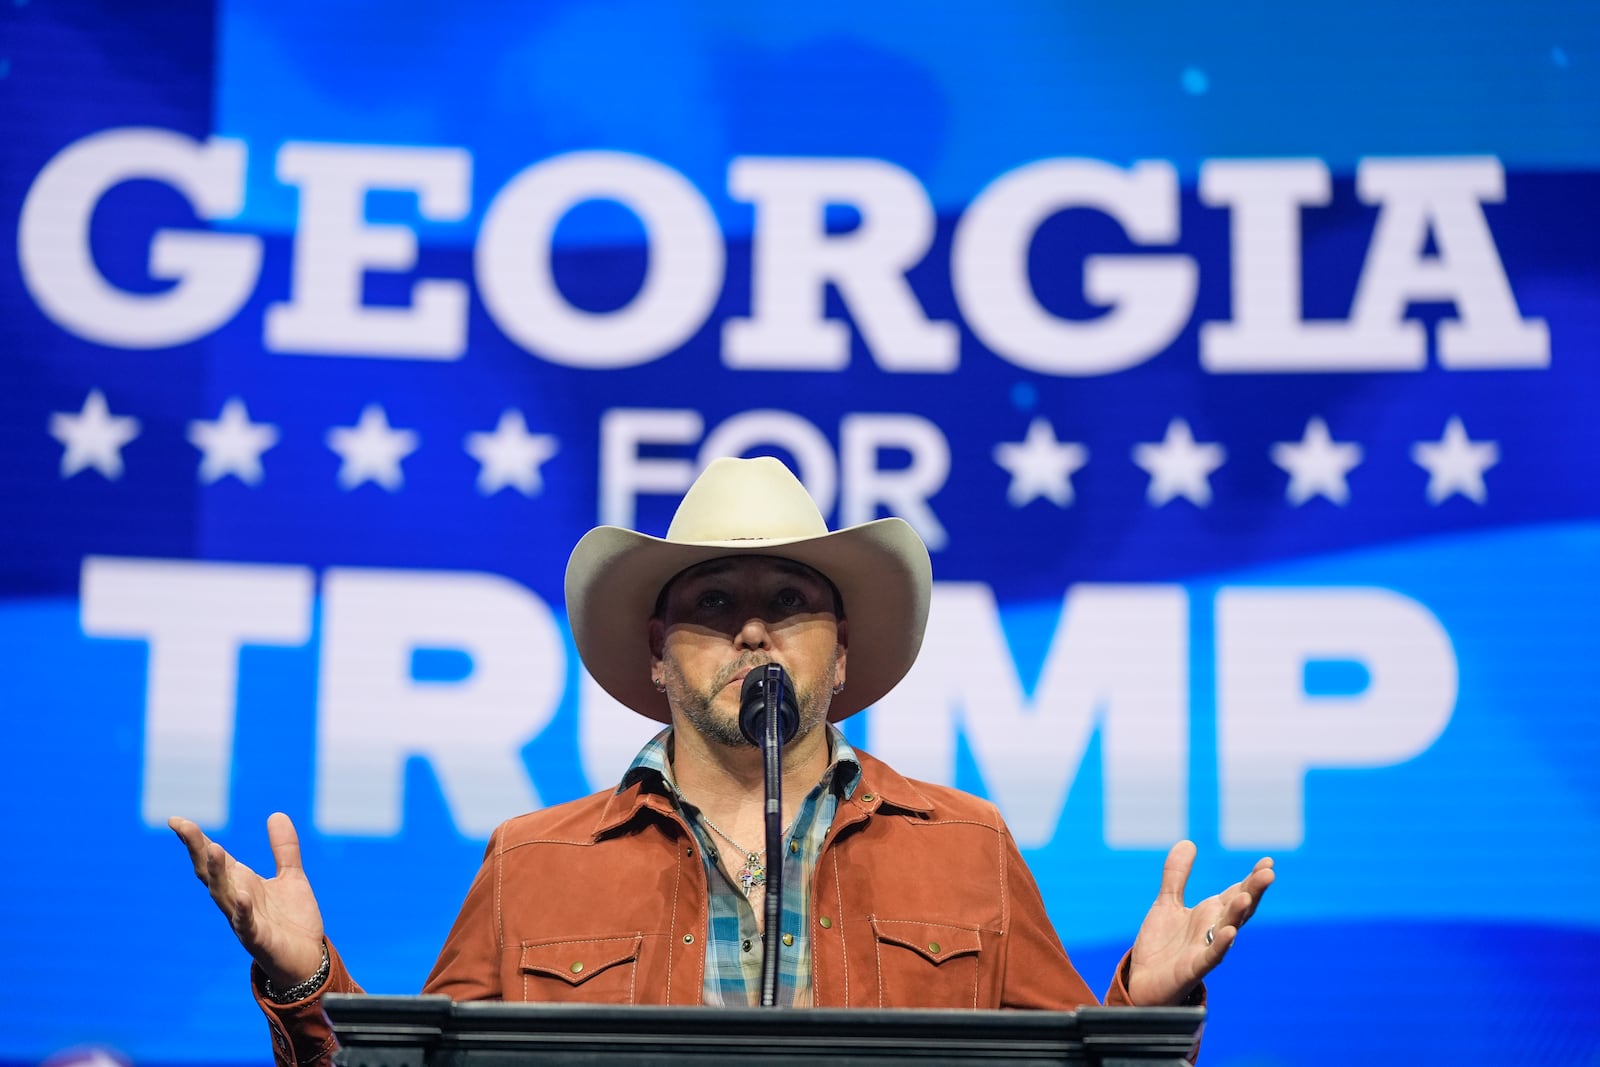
519,934,643,1004
869,919,983,1009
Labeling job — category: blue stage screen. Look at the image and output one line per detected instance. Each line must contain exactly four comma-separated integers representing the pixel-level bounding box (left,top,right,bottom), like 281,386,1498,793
2,2,1597,1064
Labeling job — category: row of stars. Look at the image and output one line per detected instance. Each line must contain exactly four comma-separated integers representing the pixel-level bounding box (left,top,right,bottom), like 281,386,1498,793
997,415,1499,507
50,391,557,496
47,389,1500,507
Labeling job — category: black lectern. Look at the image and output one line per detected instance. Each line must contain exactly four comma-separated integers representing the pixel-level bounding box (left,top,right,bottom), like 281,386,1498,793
324,994,1202,1066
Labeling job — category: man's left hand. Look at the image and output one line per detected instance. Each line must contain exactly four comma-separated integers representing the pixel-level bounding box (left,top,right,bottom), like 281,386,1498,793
1126,841,1275,1006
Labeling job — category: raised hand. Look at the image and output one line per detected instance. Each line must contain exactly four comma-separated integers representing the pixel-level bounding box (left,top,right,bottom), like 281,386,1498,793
170,812,326,989
1126,840,1274,1007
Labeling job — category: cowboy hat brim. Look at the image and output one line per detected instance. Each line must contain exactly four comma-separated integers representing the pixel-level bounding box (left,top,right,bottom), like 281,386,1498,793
565,518,932,724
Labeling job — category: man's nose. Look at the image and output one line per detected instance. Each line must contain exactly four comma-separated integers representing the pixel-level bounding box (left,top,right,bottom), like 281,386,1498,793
735,615,771,650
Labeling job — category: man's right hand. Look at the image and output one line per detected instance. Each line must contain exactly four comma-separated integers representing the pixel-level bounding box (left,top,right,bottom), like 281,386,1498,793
170,812,327,991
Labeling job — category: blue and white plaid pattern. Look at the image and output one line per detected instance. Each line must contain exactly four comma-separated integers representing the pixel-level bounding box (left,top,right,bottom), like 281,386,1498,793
621,725,862,1007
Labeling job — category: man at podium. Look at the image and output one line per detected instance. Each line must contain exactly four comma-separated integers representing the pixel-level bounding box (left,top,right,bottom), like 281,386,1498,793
172,457,1274,1066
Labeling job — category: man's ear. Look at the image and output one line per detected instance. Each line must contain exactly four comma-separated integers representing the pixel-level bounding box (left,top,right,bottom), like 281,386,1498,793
648,617,666,663
834,617,848,689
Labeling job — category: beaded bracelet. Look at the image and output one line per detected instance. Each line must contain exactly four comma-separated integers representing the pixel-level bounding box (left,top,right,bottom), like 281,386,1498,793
263,941,330,1004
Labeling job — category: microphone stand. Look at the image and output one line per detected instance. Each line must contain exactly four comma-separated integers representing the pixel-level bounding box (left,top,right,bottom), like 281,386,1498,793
759,666,784,1008
740,664,797,1008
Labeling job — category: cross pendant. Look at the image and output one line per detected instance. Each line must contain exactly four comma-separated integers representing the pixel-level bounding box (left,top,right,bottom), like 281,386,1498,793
737,852,766,895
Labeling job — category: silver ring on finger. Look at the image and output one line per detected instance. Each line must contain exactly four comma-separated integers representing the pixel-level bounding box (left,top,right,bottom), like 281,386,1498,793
1204,925,1215,947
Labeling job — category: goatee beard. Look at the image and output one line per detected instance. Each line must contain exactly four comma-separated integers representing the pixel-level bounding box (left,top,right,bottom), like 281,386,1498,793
666,655,833,750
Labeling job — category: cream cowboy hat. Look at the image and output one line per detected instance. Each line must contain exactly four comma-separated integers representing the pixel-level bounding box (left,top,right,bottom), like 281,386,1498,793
565,456,932,723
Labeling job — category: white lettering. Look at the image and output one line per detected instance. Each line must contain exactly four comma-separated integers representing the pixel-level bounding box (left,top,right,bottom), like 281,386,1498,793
952,159,1197,375
1216,587,1457,848
1352,158,1548,368
477,151,723,367
601,408,957,536
724,157,956,371
265,143,471,358
1202,157,1548,371
19,133,1550,379
315,569,561,837
869,583,1188,847
599,408,705,528
1198,158,1374,369
19,128,260,349
79,556,312,829
839,414,950,550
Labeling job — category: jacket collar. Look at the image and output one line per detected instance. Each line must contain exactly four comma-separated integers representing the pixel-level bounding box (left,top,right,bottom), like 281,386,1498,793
593,775,679,840
843,748,935,816
590,726,932,840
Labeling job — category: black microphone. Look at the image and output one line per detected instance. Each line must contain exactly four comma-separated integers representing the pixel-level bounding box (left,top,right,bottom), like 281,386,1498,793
739,664,799,746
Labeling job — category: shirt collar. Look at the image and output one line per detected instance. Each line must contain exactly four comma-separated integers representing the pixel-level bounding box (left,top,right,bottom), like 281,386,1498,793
620,723,863,803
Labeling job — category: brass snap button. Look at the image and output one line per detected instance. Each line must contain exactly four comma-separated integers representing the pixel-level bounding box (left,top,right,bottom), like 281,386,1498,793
684,933,695,944
570,961,584,974
819,916,833,929
781,933,795,947
927,941,941,954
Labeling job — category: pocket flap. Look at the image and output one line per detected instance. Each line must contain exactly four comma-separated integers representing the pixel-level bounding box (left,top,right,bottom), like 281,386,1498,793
869,919,981,965
520,934,643,987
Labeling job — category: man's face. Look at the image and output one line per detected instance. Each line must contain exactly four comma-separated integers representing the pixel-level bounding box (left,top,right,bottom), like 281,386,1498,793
649,555,847,749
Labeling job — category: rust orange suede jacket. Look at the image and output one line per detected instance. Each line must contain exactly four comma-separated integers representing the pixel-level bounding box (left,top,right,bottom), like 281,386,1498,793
252,749,1144,1066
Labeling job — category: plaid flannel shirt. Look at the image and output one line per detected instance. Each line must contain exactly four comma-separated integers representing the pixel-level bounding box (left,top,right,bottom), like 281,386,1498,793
620,724,862,1007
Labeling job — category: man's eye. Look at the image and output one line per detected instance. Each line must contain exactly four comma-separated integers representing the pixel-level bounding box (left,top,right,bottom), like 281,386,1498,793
696,591,729,610
775,588,807,610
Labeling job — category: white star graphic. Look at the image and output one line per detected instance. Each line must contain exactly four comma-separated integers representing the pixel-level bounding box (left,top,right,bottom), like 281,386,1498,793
1131,418,1226,507
326,404,419,491
49,388,141,480
1271,416,1363,506
1411,416,1499,505
187,397,280,486
464,410,559,496
992,417,1089,507
53,1050,128,1067
51,1050,128,1067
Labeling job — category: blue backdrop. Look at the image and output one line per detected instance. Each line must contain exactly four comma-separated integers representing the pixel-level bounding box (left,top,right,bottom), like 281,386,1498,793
3,2,1598,1064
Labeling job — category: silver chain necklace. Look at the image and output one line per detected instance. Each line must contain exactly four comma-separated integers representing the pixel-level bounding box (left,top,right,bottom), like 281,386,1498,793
696,812,767,896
